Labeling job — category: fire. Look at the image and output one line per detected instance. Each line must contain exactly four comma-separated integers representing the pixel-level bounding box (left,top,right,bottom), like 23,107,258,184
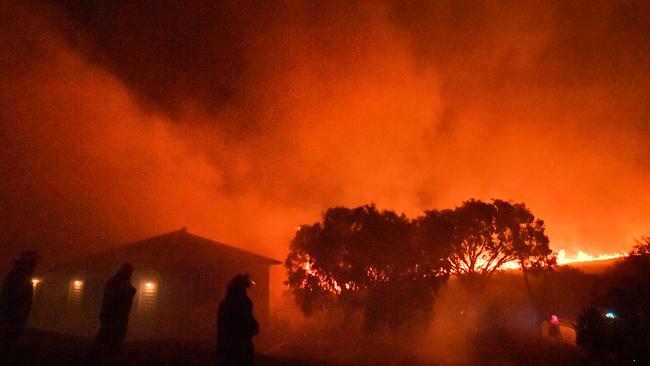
303,259,315,275
299,256,342,294
299,249,627,287
463,248,627,272
555,249,625,265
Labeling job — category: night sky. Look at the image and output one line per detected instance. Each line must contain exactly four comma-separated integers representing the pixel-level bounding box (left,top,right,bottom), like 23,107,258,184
1,0,648,266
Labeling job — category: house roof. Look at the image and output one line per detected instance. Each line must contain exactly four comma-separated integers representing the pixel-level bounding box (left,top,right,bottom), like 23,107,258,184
50,229,281,273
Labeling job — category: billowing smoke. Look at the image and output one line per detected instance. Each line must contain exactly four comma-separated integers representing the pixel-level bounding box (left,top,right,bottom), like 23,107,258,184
1,0,649,280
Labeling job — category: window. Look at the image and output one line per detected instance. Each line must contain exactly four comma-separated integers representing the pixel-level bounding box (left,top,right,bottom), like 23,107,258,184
138,280,158,313
31,278,41,292
67,279,84,308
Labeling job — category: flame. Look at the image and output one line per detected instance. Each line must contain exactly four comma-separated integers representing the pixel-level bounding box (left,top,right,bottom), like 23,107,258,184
556,249,625,265
463,248,627,272
303,259,314,275
300,249,627,287
501,261,522,270
299,257,342,294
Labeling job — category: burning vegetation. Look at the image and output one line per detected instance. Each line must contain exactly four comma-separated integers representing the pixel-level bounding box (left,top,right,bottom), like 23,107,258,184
0,0,649,365
0,0,648,271
285,200,555,332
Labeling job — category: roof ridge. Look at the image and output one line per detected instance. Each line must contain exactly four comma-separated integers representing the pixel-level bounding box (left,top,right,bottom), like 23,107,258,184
155,229,184,267
179,230,282,264
48,229,282,271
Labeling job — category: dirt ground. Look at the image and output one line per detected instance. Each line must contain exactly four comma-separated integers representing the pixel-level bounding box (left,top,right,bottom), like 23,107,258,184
1,328,585,366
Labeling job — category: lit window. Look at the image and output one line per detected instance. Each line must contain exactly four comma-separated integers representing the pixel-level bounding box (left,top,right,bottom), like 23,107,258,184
68,279,84,308
138,281,158,313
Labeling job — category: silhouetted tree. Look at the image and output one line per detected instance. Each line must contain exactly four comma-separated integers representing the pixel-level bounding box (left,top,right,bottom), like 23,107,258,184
285,205,449,332
286,200,554,332
629,235,650,256
442,199,555,292
576,306,610,352
577,239,650,364
493,199,555,298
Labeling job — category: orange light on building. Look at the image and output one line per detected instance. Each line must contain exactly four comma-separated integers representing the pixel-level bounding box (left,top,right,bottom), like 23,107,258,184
68,279,85,308
138,280,158,313
31,278,41,287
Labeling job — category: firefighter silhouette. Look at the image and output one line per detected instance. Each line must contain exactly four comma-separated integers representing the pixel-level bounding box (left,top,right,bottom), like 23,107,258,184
93,263,136,357
216,274,259,366
0,251,40,342
549,314,562,340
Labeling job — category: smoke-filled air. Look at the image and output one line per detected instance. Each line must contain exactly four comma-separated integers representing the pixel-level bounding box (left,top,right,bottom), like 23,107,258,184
1,2,650,365
2,0,649,265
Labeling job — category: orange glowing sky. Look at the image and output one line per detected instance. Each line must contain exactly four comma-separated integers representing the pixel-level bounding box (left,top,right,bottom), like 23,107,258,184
0,1,648,269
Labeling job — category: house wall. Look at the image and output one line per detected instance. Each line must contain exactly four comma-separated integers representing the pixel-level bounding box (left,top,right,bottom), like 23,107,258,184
29,264,273,340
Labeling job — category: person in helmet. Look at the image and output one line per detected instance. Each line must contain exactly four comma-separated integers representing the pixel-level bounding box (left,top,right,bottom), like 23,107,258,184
549,314,562,340
0,251,40,342
216,274,259,366
92,263,136,358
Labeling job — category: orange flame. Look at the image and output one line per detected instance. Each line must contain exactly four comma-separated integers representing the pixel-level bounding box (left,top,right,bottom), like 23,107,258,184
555,249,625,265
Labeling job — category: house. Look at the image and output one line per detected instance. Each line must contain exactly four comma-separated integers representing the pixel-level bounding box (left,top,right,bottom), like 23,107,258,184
30,228,281,339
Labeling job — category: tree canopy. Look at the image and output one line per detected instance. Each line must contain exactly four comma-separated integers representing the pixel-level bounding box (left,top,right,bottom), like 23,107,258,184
577,237,650,364
417,199,554,289
285,199,556,331
285,205,448,331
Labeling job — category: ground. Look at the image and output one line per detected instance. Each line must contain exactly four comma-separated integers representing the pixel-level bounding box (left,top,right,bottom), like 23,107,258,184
1,328,585,366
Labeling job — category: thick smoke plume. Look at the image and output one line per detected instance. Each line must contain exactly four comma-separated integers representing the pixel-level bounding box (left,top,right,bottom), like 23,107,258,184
1,0,649,287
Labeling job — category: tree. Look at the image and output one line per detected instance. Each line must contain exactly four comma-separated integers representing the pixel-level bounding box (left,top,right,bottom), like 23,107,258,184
492,199,556,298
285,205,449,332
577,239,650,364
285,200,555,332
436,199,555,291
629,235,650,256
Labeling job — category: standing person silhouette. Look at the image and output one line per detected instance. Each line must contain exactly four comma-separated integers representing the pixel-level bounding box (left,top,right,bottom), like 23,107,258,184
216,274,259,366
0,251,40,343
92,263,136,359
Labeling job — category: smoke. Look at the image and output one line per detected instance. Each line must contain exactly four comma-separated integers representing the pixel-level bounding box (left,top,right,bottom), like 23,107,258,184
0,1,293,262
1,0,649,277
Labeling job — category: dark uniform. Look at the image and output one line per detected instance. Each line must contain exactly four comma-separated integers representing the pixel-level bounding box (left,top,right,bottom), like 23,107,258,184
216,274,259,366
93,263,136,357
549,314,562,340
0,251,39,342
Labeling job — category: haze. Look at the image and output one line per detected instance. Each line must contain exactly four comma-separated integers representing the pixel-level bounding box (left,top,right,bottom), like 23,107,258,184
1,0,648,270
